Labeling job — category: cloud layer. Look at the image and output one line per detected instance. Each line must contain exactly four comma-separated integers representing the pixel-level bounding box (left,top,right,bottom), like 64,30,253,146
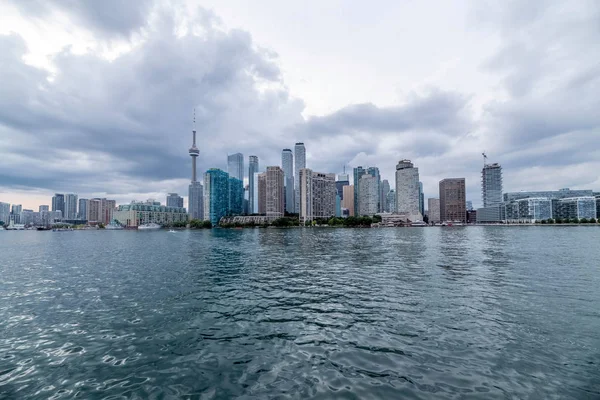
0,0,599,208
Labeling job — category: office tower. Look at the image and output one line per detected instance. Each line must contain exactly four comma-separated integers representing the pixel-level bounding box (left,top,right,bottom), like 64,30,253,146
266,166,285,218
87,199,102,223
466,201,473,211
367,167,381,212
482,162,503,207
204,169,230,225
381,179,390,213
336,174,350,201
188,122,204,220
52,194,65,216
419,182,424,217
39,205,49,213
248,155,259,214
243,185,249,215
353,166,366,217
428,198,441,223
342,185,355,216
77,199,87,220
64,194,78,220
281,149,294,213
395,160,421,217
167,193,184,208
227,153,244,181
299,168,336,221
10,204,22,224
387,190,396,213
228,177,244,215
294,142,306,213
439,178,467,223
257,173,267,215
359,175,379,216
0,202,9,225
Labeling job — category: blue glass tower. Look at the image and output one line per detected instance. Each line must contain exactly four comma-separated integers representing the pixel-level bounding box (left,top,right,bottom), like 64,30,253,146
228,177,244,216
204,168,230,226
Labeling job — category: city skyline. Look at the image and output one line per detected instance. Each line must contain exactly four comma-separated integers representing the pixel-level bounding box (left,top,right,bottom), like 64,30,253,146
1,1,600,210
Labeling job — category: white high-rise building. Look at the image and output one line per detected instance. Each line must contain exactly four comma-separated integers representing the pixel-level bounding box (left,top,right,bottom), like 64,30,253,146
281,149,294,213
64,194,78,220
428,198,441,223
0,202,10,225
77,199,87,220
359,175,379,216
266,166,285,218
381,179,390,213
294,142,306,214
482,163,503,207
395,160,421,218
227,153,244,181
299,168,335,222
248,155,259,214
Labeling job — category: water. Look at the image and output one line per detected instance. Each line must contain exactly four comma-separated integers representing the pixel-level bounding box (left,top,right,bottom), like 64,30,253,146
1,227,599,399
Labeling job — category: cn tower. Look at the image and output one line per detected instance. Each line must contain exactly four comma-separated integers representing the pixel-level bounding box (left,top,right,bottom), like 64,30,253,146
188,110,203,220
189,115,199,182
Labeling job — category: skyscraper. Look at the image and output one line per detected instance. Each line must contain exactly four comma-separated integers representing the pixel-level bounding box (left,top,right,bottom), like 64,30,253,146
0,202,9,225
367,167,381,212
248,155,259,214
11,204,22,224
428,198,441,223
188,121,204,220
342,185,355,216
299,168,336,222
228,177,244,215
395,160,421,217
353,166,366,217
77,199,87,220
204,168,229,225
87,199,102,223
294,142,306,213
482,162,503,207
266,166,285,218
439,178,467,223
359,174,379,216
387,190,396,213
227,153,244,181
64,194,78,220
381,179,390,213
257,172,267,215
167,193,184,208
52,194,65,217
418,182,424,217
281,149,294,213
336,173,350,201
39,205,49,213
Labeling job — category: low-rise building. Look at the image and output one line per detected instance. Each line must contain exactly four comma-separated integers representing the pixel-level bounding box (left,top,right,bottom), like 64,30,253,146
113,201,188,227
553,197,597,221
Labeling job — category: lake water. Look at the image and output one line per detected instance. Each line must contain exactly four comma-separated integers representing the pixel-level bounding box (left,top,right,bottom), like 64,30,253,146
1,227,599,399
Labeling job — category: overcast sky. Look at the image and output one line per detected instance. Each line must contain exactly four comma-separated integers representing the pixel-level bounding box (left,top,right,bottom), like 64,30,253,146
1,0,599,209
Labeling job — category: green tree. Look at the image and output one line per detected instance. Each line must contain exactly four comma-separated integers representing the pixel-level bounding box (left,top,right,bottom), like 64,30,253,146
554,218,563,224
580,218,589,224
590,218,597,223
372,214,382,223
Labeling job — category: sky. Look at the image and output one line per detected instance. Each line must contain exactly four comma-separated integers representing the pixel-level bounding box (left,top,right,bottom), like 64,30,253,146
1,0,599,210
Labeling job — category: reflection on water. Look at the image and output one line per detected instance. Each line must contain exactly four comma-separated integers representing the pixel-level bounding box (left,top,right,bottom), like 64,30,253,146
1,227,599,399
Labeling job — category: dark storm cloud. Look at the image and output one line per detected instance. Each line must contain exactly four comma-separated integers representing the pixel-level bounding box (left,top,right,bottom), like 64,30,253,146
12,0,154,37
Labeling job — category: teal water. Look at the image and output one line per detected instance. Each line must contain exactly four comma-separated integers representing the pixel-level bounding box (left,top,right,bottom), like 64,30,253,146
0,227,599,399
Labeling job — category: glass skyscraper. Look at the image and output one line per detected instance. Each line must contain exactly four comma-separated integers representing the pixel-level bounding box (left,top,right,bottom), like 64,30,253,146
482,163,503,207
227,153,244,181
228,177,244,216
248,155,259,214
294,143,306,214
281,149,294,213
353,166,366,217
204,168,230,226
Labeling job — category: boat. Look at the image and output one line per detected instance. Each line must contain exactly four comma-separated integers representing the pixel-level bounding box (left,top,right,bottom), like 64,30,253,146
105,223,124,230
168,229,176,233
410,221,427,227
138,223,162,230
6,224,25,230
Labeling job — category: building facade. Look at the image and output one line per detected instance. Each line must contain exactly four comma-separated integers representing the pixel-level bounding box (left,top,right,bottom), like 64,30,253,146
299,168,336,221
228,177,244,216
64,194,78,220
11,204,22,224
167,193,184,208
553,197,597,220
204,169,230,225
381,179,390,214
367,167,381,212
386,190,396,213
266,166,285,218
257,172,266,215
248,155,259,214
439,178,466,223
52,194,65,217
342,185,355,216
0,202,9,225
227,153,244,181
503,188,594,202
353,166,366,217
419,182,424,217
359,174,379,216
482,163,503,207
504,197,553,223
294,143,306,213
113,202,188,227
427,198,441,224
77,199,87,220
281,149,294,213
395,160,421,218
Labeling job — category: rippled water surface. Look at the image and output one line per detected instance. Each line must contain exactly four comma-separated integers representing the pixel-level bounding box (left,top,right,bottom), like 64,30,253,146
1,227,599,399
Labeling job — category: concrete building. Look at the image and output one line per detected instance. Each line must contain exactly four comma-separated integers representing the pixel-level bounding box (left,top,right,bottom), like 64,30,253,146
77,199,87,220
281,149,294,213
188,123,204,220
359,174,379,216
428,198,441,224
11,204,22,224
419,182,424,217
439,178,466,223
87,199,102,223
0,202,9,225
381,179,390,213
504,197,553,223
266,166,285,218
386,190,396,213
299,168,336,221
503,188,594,202
395,160,421,219
342,185,355,216
294,143,306,213
353,166,367,217
476,205,505,223
19,209,35,226
113,201,188,228
367,167,381,212
257,172,267,215
204,168,230,225
39,205,49,213
227,153,244,181
52,194,65,217
64,194,78,220
228,177,244,216
167,193,184,208
482,163,503,207
248,155,259,214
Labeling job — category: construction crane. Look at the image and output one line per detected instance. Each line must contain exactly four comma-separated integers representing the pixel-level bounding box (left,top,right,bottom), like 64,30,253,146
482,152,488,166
